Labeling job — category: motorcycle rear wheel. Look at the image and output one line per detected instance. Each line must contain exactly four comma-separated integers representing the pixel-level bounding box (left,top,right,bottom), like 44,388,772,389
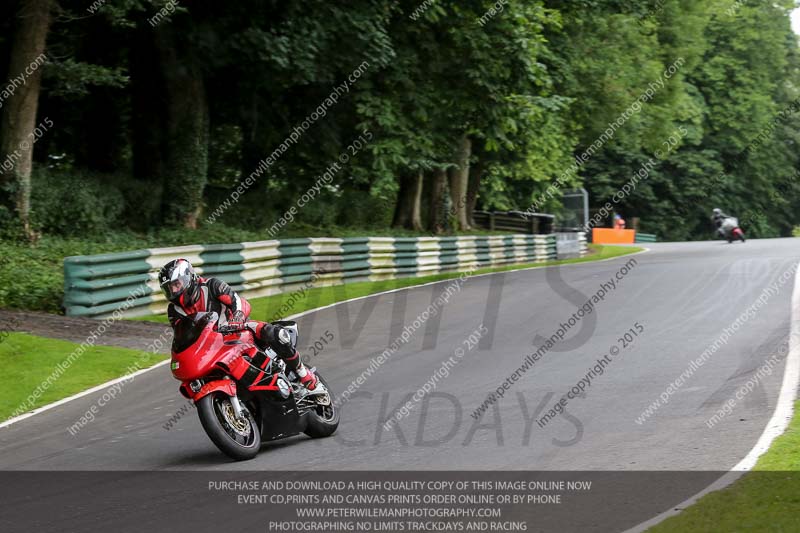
197,392,261,461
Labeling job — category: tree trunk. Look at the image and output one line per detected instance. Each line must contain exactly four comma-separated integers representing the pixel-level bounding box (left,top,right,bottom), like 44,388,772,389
427,168,447,234
409,169,423,231
392,170,423,230
392,176,410,229
447,133,471,231
155,26,209,229
466,160,483,228
0,0,52,240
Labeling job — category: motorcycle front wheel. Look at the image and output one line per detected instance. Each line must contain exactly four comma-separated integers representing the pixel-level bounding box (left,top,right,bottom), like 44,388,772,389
197,392,261,461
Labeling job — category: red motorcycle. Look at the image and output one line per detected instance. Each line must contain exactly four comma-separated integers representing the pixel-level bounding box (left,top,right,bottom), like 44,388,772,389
170,312,338,460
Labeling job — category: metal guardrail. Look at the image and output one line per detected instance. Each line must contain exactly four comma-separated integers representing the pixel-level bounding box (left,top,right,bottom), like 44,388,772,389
635,233,658,243
63,234,563,318
473,211,554,234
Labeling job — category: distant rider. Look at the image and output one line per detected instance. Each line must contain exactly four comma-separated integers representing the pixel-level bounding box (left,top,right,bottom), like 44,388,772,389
711,208,729,238
159,258,322,391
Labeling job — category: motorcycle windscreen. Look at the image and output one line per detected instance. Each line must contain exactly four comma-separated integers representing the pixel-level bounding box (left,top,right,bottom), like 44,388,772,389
172,314,213,353
172,319,203,353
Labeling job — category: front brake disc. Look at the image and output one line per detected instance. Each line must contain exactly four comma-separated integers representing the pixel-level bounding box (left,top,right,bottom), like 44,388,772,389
220,399,250,437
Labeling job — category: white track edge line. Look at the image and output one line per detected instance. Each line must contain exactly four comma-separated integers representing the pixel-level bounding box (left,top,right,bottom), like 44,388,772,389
622,260,800,533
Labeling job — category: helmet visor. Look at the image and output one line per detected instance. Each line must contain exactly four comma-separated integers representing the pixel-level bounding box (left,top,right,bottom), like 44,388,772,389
161,273,192,301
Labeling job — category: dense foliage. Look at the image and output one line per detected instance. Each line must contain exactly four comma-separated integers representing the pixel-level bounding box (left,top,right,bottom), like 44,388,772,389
1,0,799,243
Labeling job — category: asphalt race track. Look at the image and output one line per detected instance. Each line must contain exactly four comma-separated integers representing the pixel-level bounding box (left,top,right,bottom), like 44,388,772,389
1,238,799,532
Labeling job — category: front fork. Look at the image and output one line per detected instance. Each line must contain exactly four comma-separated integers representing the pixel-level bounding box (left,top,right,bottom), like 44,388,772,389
229,394,249,419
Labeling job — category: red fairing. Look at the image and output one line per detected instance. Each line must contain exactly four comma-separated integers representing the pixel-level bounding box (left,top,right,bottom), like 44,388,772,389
192,379,237,401
227,352,256,381
171,323,256,381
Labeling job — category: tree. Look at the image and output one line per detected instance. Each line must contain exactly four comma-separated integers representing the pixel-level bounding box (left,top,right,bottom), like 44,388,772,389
0,0,52,239
1,0,798,241
447,134,471,230
155,21,209,228
392,169,423,230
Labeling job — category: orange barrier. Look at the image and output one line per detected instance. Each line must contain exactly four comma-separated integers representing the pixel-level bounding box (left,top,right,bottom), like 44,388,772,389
592,228,636,244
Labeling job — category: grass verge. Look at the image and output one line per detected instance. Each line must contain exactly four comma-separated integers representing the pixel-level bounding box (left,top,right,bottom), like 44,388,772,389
137,244,642,324
1,332,164,421
647,400,800,532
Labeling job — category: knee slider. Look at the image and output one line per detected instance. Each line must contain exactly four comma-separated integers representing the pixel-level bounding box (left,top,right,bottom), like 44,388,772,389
265,324,294,358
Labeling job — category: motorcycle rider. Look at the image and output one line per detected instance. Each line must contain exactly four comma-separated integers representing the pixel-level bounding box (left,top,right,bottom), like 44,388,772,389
159,258,322,391
711,207,729,237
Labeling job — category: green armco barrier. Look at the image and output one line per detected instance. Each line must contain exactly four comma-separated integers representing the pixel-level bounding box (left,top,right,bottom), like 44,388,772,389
635,233,658,243
63,233,584,318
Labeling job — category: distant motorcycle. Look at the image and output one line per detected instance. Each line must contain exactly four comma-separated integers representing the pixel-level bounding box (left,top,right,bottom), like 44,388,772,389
170,312,338,461
720,216,745,243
